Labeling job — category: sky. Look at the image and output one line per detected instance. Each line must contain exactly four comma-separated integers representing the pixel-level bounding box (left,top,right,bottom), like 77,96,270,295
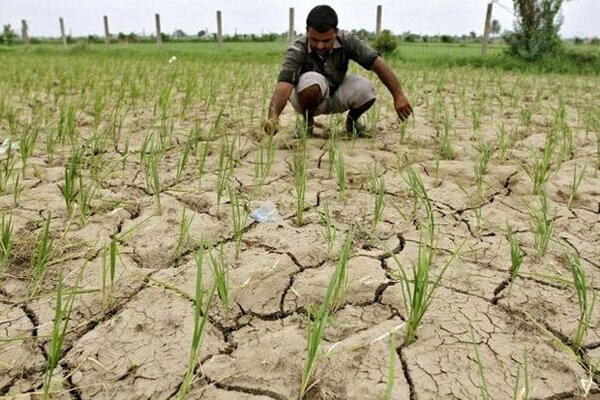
1,0,598,39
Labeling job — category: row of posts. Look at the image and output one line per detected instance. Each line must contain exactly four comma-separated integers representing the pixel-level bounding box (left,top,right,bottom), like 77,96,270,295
18,6,386,48
18,5,492,55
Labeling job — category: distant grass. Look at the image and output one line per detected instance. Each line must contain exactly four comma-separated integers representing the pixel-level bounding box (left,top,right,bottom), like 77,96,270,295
2,41,598,75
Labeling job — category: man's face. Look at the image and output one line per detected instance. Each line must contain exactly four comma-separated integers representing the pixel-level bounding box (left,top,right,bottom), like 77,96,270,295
307,27,337,55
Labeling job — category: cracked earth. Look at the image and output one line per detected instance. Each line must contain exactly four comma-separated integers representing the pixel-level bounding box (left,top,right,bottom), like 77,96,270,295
1,54,599,399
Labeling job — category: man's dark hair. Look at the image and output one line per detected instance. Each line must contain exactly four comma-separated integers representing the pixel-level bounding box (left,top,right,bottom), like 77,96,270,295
306,5,338,32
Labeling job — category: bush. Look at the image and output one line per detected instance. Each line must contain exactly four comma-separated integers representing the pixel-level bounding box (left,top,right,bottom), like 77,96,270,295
372,30,397,54
2,24,16,46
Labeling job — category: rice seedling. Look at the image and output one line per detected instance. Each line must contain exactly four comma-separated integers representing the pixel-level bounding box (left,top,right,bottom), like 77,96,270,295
175,126,196,184
496,123,510,161
0,214,13,283
209,243,229,318
519,107,532,131
143,151,163,214
12,171,22,207
0,145,16,194
470,329,490,400
173,208,194,260
177,245,216,400
331,227,354,312
513,349,531,400
42,263,85,400
474,136,491,196
58,150,81,215
228,185,248,258
334,148,346,202
507,229,524,296
77,175,96,225
29,212,54,298
438,111,454,160
101,235,118,311
196,138,212,190
567,164,585,209
471,106,482,133
530,191,553,258
380,333,396,400
19,121,39,176
398,119,410,144
319,200,337,256
596,130,600,171
567,252,597,353
369,170,386,232
299,228,354,399
215,136,235,216
292,137,308,227
525,134,555,195
253,133,276,192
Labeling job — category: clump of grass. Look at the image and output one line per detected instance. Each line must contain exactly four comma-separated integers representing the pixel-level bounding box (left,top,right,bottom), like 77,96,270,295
173,207,194,260
567,164,585,209
29,212,53,298
215,136,235,216
319,200,337,257
175,126,197,183
530,191,553,258
567,252,596,353
299,228,354,399
177,245,216,400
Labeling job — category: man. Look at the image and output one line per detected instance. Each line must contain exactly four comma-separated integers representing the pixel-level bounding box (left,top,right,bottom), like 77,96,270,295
263,5,412,137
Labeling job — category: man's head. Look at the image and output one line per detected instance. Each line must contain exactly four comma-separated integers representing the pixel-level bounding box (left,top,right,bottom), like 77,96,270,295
306,5,338,55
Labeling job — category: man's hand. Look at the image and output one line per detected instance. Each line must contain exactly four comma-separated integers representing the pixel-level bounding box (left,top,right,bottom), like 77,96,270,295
263,117,279,135
394,94,413,121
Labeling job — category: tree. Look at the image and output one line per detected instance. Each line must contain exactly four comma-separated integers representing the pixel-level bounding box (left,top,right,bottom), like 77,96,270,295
2,24,16,45
491,19,502,37
372,30,397,54
506,0,565,59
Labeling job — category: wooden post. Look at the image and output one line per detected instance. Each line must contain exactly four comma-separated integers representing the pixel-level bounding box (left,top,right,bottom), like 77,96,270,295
59,17,67,47
288,7,295,43
216,10,223,46
376,5,382,36
103,15,110,45
155,13,162,47
482,2,493,56
21,20,29,45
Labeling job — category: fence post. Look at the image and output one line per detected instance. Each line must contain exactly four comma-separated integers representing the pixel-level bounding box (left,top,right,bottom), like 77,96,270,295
288,8,295,43
376,5,382,36
59,17,67,47
21,20,29,45
103,15,110,45
217,10,223,46
482,2,493,56
155,13,162,47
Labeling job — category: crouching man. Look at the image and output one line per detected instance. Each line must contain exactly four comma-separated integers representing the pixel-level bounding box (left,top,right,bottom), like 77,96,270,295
263,5,412,137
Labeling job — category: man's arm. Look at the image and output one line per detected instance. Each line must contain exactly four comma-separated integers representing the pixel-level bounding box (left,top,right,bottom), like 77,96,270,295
264,82,294,135
370,56,413,120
